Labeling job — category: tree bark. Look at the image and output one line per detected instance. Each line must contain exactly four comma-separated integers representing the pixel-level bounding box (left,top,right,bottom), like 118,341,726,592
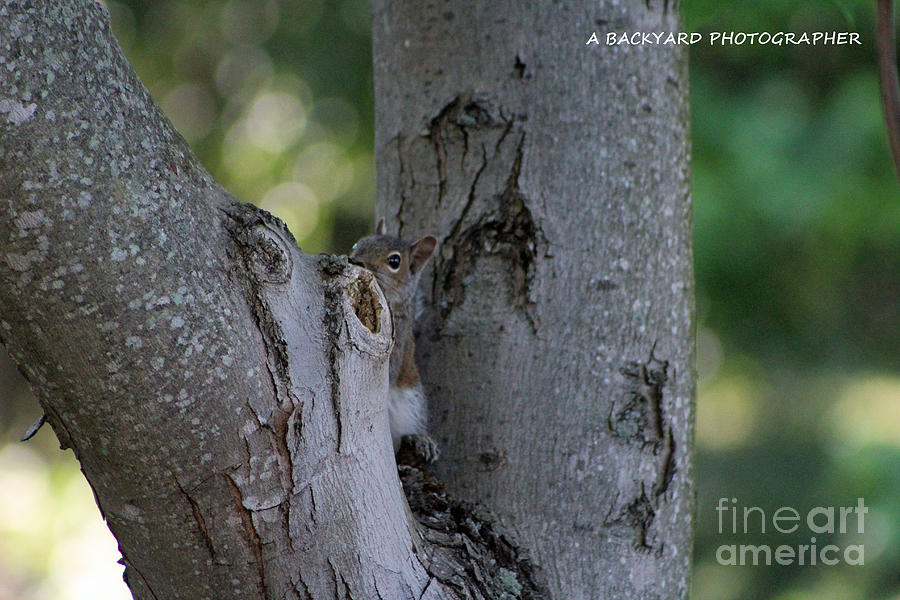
1,2,558,599
372,1,694,598
0,2,500,599
2,0,692,598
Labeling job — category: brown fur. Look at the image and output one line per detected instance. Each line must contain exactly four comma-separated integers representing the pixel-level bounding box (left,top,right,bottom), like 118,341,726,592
349,224,439,460
349,228,437,390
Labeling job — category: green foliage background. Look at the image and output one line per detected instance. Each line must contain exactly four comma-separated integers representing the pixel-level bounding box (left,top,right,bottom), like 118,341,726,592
688,1,899,598
0,1,898,598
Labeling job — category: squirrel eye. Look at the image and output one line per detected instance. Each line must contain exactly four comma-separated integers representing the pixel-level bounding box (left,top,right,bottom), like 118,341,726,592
386,253,402,270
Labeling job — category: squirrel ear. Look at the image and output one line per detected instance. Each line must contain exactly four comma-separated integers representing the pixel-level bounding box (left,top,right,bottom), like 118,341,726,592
409,235,437,273
375,217,386,235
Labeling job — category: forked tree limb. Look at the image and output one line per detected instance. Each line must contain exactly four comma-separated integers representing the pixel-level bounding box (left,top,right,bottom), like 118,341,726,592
0,2,547,599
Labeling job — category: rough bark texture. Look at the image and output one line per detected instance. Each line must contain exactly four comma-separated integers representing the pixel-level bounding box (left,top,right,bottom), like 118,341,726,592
0,2,418,598
372,1,694,598
0,2,548,599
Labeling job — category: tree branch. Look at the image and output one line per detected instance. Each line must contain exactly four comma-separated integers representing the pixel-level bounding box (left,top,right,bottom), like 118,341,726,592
0,2,552,599
0,2,418,598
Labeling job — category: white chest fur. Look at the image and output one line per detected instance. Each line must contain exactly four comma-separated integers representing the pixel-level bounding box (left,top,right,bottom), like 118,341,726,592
388,385,426,450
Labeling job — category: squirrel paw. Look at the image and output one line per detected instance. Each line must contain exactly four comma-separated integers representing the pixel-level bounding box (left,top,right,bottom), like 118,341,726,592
400,434,440,465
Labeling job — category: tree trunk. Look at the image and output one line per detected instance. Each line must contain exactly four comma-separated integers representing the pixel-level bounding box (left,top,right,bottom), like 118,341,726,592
372,1,694,598
2,1,692,598
1,2,545,599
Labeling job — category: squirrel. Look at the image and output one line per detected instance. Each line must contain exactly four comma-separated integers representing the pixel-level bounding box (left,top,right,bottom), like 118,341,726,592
349,218,439,463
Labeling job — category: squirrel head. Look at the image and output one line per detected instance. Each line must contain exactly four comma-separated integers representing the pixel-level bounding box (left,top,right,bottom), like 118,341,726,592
349,218,437,307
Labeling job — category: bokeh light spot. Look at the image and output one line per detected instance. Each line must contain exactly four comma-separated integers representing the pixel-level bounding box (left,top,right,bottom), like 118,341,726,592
214,46,274,97
292,142,354,202
259,181,320,242
829,376,900,448
242,92,307,153
696,373,760,450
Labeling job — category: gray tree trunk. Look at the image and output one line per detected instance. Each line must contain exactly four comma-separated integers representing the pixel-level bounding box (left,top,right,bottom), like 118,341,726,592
1,1,692,599
372,1,694,598
1,2,547,600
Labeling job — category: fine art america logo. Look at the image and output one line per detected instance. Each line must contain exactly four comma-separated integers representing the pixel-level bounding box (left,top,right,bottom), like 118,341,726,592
587,31,861,46
714,498,867,566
